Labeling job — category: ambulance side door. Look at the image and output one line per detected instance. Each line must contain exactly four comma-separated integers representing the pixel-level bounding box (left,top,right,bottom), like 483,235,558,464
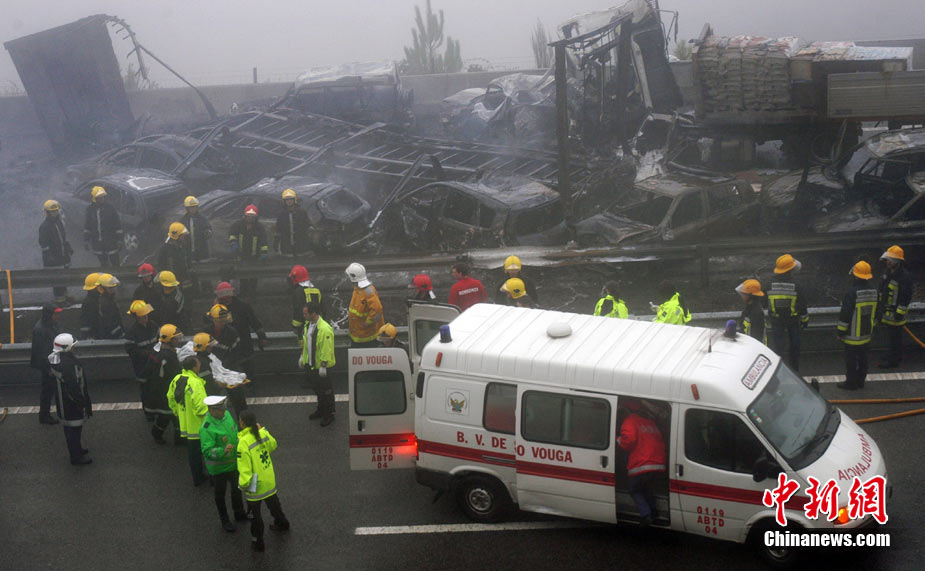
348,347,415,470
515,385,618,524
408,301,460,372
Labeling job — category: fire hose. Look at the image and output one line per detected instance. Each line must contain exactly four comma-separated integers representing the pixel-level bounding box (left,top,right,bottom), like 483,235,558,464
829,396,925,424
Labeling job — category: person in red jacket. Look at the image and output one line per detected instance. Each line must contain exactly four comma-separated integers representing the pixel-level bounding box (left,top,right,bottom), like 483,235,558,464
617,398,667,526
448,262,486,311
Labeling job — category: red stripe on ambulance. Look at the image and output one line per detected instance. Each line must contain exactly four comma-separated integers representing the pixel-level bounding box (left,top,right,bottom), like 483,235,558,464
349,433,417,448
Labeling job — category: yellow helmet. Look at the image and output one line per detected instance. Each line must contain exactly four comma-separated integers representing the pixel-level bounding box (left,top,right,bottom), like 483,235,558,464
157,270,179,288
127,300,154,316
159,324,182,342
504,255,522,272
168,222,188,240
773,254,801,274
501,277,526,299
43,199,60,212
82,272,101,291
183,195,200,207
207,303,230,320
735,279,764,297
851,261,873,280
91,186,107,202
377,323,398,341
282,188,297,200
193,332,215,352
98,273,120,288
881,245,904,261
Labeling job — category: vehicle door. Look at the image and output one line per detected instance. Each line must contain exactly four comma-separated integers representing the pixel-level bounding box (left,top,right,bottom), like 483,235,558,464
674,404,777,541
348,347,416,470
137,147,180,173
853,157,910,201
436,190,496,250
663,191,706,241
408,302,459,373
398,185,447,249
515,385,619,523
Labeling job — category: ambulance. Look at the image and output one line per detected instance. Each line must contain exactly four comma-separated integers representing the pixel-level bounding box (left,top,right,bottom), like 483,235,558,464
348,303,888,565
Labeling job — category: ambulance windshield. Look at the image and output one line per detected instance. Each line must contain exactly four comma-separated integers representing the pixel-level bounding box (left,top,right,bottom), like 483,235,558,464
746,363,835,470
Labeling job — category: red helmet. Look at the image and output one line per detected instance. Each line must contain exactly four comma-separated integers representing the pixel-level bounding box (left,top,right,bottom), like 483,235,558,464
244,204,258,216
137,263,155,278
411,274,433,291
214,281,234,298
289,265,309,284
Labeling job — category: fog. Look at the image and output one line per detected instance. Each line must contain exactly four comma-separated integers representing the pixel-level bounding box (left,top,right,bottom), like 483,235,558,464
3,0,925,89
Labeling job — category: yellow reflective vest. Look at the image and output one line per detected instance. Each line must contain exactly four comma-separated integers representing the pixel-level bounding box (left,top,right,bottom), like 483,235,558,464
594,295,628,318
654,292,691,325
237,426,279,501
167,368,208,439
300,316,336,370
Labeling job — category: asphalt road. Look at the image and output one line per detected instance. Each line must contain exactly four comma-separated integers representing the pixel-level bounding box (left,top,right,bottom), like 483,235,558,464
1,351,923,570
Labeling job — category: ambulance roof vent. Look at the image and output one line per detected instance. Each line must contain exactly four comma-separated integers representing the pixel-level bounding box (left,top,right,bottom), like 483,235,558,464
547,322,572,339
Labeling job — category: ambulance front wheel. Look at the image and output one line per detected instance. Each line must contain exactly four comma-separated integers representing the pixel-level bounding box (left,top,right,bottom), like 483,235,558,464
750,520,803,568
455,475,511,523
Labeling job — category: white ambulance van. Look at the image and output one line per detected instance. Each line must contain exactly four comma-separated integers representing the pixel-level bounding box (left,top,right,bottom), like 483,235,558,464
348,303,888,565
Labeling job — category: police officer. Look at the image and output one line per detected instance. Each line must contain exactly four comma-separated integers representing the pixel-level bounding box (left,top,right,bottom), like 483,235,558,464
346,262,384,348
168,356,208,486
48,333,93,465
735,279,766,344
200,395,247,531
83,185,122,267
181,195,212,262
228,204,268,299
288,266,322,337
150,324,183,445
300,301,336,426
275,188,311,257
125,300,159,420
95,274,125,339
767,254,809,371
79,273,101,340
39,199,73,305
237,410,290,552
158,222,193,294
133,263,162,320
877,246,913,368
495,255,538,305
594,281,628,318
652,281,691,326
205,304,247,416
31,305,61,425
214,282,268,384
157,271,190,332
836,261,879,390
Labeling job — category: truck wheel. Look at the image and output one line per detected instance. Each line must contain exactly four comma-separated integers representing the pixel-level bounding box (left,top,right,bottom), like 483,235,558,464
750,520,803,568
455,475,511,523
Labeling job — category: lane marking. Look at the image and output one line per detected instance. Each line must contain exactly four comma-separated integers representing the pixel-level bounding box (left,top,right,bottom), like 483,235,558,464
4,394,349,415
354,521,600,535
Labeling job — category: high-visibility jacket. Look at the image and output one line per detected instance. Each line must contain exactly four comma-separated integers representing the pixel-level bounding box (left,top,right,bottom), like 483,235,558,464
617,413,667,476
767,275,809,325
167,368,208,439
878,266,913,326
237,426,279,501
837,281,878,346
200,410,239,475
348,284,384,343
654,292,691,325
301,316,336,370
739,299,766,345
594,295,628,318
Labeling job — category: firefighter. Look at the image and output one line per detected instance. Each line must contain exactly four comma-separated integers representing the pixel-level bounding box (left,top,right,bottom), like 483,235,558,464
288,265,323,337
133,263,162,320
193,332,220,395
31,305,62,425
237,410,290,552
736,279,766,344
652,282,691,326
494,255,538,305
150,324,183,445
95,274,125,339
83,185,122,267
206,304,247,415
300,301,336,426
617,399,667,526
275,188,311,257
200,395,247,531
214,281,268,383
409,274,437,302
79,273,101,340
837,261,879,390
228,204,268,299
450,262,487,311
167,356,208,486
500,278,537,308
877,246,913,368
594,281,628,318
39,199,73,305
181,195,212,262
346,262,384,348
377,323,405,351
157,222,193,294
125,300,159,420
48,333,93,465
767,254,809,371
157,270,190,331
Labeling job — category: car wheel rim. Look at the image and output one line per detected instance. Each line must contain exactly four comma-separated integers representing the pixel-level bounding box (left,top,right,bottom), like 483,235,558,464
467,487,492,513
766,545,790,561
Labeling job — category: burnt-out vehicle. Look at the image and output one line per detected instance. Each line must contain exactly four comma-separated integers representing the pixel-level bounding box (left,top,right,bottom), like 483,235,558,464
64,134,238,192
183,176,372,256
393,178,568,251
575,175,758,247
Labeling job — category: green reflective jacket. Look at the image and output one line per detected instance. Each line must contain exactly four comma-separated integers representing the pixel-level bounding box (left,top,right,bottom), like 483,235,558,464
200,410,239,475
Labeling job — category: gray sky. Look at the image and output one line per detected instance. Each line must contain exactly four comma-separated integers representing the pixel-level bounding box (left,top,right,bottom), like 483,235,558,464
3,0,925,89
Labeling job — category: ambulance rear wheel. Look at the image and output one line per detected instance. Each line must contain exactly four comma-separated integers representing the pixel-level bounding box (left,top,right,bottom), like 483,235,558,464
455,475,510,523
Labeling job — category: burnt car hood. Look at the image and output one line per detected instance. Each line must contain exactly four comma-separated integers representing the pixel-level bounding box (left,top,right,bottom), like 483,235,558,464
575,213,657,246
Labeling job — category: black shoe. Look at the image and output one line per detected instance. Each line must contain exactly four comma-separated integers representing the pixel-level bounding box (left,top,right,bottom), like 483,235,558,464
193,477,207,487
222,520,236,532
234,512,250,521
39,416,59,425
320,415,335,427
836,382,859,390
270,522,290,532
81,448,89,455
71,457,92,465
151,428,167,445
252,539,265,552
309,409,324,420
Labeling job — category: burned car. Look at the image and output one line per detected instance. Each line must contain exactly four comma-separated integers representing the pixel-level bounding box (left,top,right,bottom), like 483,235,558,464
64,134,238,192
184,176,372,256
813,172,925,232
575,175,758,246
393,178,568,251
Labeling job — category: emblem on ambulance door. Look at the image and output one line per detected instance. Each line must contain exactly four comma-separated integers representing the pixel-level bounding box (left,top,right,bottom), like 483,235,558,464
446,389,469,416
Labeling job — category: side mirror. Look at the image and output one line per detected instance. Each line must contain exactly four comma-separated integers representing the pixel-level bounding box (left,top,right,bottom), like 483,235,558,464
752,455,783,483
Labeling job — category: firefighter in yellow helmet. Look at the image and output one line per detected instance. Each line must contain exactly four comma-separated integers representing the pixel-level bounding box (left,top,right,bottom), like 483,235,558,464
181,195,213,262
276,188,311,257
157,270,190,331
877,246,913,368
79,273,101,339
158,222,192,294
500,278,537,308
83,185,123,267
150,324,184,445
39,199,73,304
192,332,220,395
94,274,125,340
735,279,766,344
767,254,809,371
124,300,159,419
836,261,878,390
495,255,538,305
204,303,247,416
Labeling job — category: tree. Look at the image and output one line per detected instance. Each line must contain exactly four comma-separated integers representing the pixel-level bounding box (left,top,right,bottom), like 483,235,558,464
402,1,463,74
531,19,553,69
673,40,692,61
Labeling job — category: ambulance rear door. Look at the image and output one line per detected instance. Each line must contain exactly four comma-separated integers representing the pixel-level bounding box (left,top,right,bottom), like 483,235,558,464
408,301,459,372
348,347,416,470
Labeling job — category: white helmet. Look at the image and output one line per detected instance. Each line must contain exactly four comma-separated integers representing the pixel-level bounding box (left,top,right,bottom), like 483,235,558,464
345,262,370,288
53,333,76,353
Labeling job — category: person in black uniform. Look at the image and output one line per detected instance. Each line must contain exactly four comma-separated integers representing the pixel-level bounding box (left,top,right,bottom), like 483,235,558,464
133,263,162,321
877,245,914,368
95,274,125,340
192,332,220,396
39,199,73,305
228,204,268,299
767,254,809,371
494,255,538,306
157,271,190,332
735,279,766,344
409,274,437,302
836,262,879,390
158,222,193,295
48,333,93,465
83,186,122,268
205,304,247,415
125,301,160,420
288,265,323,338
215,282,268,386
181,196,212,262
150,324,184,444
79,273,101,340
31,305,61,425
275,188,311,257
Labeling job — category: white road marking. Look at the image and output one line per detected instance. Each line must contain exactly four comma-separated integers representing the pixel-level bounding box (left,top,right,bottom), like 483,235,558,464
354,521,599,535
5,394,349,415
